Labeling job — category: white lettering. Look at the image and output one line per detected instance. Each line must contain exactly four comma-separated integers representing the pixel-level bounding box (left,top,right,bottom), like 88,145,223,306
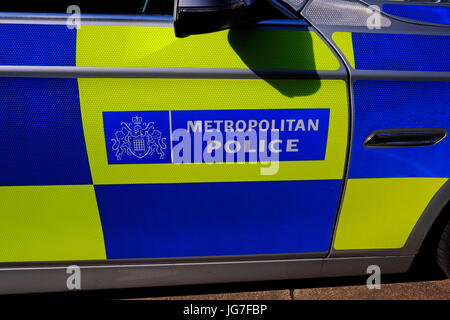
187,120,202,133
286,139,299,152
308,119,319,131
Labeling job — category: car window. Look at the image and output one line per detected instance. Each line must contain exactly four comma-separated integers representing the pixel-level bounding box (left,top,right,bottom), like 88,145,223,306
0,0,174,15
141,0,174,14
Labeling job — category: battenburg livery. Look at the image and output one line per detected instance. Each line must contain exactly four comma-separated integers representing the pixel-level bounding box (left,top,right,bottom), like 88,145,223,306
0,0,449,294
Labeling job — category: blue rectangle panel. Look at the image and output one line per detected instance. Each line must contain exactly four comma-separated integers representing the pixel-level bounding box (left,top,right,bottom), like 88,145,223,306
383,4,450,26
102,109,330,164
103,111,171,164
352,33,450,72
95,180,342,259
0,77,92,186
171,109,330,163
0,24,76,66
350,80,450,179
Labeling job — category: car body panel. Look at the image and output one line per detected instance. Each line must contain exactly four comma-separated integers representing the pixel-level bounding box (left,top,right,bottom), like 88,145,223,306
302,0,450,255
334,177,447,250
0,18,350,264
0,0,449,293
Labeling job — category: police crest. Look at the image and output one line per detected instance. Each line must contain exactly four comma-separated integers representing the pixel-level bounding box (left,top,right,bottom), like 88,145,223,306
111,116,167,161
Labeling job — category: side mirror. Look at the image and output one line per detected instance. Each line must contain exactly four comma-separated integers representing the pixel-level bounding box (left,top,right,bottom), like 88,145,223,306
174,0,261,37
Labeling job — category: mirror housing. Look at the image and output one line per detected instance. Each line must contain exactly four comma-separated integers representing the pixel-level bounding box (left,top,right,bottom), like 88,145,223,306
174,0,261,37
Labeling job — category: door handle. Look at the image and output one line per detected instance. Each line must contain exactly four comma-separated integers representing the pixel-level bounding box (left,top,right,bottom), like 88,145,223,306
363,128,448,148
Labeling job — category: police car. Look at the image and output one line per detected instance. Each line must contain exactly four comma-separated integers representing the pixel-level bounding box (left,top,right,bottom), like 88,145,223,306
0,0,448,294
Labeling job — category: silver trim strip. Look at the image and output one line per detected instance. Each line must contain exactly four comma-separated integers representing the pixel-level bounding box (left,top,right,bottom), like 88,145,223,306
0,251,328,268
352,70,450,81
0,66,345,79
0,14,308,27
0,14,173,26
2,66,447,81
0,256,413,294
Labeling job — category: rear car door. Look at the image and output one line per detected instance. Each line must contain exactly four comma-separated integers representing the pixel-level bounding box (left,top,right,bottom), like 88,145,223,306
0,2,349,269
302,0,450,255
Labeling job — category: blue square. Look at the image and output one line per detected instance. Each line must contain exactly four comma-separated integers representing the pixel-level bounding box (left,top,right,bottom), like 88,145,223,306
103,111,171,164
0,77,92,186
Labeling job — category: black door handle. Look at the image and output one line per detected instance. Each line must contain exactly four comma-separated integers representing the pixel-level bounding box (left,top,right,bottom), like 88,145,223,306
363,128,448,148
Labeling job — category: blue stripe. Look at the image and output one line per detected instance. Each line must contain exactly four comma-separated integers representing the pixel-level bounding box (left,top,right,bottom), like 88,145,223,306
352,33,450,72
0,24,76,66
350,80,450,179
383,4,450,25
0,78,92,186
95,180,342,259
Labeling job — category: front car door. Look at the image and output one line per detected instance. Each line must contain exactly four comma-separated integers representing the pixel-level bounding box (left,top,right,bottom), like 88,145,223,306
0,0,350,293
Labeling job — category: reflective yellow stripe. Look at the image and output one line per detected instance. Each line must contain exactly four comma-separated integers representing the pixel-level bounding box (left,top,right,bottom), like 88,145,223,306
0,185,106,262
76,26,340,70
332,32,355,69
78,78,348,185
334,177,448,250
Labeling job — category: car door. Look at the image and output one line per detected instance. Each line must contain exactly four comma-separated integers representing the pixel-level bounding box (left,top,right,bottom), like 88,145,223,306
0,2,349,267
302,0,450,255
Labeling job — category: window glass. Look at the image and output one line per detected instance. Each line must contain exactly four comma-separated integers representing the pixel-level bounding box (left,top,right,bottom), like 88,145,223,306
0,0,174,15
142,0,175,14
0,1,289,18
